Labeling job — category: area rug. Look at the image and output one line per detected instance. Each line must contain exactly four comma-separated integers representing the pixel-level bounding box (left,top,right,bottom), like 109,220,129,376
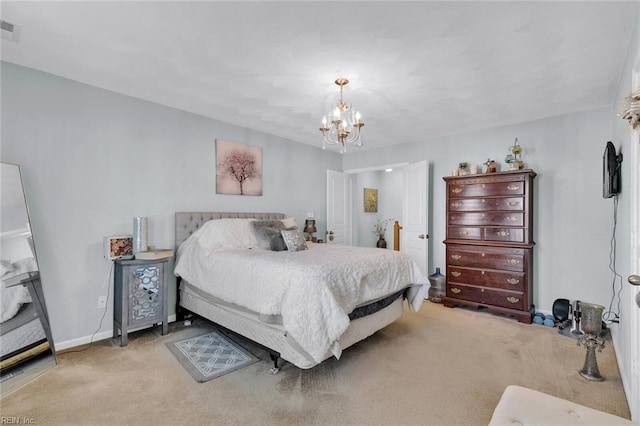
166,330,259,382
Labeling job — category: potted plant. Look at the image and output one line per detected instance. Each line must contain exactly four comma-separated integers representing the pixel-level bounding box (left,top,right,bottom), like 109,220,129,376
372,217,392,248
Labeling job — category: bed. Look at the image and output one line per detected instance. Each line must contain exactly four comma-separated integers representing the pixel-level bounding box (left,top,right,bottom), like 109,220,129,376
174,212,428,370
1,259,50,370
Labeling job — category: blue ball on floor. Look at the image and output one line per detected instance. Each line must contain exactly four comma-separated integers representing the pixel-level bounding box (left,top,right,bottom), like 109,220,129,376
543,318,555,327
533,315,544,325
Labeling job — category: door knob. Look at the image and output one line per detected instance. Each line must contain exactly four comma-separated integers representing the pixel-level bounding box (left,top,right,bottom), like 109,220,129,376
418,234,428,239
327,230,334,241
629,275,640,286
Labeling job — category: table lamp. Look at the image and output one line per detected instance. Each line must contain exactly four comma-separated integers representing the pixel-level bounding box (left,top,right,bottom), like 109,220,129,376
304,219,317,242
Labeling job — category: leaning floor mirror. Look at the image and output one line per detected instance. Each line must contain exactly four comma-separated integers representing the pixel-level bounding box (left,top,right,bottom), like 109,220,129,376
1,162,56,397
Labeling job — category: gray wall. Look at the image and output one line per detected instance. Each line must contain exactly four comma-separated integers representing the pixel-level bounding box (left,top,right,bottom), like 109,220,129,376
1,62,342,348
343,107,616,314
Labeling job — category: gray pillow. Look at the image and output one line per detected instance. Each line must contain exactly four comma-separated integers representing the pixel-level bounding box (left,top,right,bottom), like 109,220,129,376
281,227,308,252
252,220,287,251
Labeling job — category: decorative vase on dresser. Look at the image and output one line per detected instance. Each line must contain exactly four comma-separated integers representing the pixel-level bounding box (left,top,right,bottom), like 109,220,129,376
443,169,536,323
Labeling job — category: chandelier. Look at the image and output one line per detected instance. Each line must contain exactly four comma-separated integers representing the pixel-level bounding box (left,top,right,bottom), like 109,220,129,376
319,78,364,152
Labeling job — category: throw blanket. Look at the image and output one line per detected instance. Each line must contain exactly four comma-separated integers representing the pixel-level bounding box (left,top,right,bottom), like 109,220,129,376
175,240,427,363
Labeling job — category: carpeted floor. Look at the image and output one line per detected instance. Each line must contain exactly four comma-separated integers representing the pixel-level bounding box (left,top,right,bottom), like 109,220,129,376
0,302,631,425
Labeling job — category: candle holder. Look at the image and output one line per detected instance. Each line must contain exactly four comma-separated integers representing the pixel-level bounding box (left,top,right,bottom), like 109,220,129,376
577,302,605,381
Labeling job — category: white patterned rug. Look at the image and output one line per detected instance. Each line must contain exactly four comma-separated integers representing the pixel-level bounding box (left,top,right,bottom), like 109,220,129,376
166,330,259,382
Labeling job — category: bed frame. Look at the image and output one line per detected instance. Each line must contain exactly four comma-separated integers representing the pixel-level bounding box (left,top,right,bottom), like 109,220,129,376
174,212,406,372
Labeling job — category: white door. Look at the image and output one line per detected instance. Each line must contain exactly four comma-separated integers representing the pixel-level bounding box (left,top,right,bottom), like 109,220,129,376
326,169,349,245
629,129,640,423
628,95,640,422
402,160,429,276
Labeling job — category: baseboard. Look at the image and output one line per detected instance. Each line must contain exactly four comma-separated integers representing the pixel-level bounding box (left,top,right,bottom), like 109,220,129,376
55,315,177,351
609,324,633,416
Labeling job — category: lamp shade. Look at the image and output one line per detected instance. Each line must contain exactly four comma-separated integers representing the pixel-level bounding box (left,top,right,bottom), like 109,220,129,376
304,219,317,233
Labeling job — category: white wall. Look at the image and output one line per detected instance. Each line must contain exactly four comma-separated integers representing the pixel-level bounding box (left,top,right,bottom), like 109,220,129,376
343,107,615,314
1,61,342,348
351,169,403,248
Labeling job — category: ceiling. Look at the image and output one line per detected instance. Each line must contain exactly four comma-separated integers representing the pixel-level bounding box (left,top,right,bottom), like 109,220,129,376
1,1,637,152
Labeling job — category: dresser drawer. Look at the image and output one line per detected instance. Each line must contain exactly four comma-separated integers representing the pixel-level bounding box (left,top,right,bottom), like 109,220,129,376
447,227,482,240
447,284,525,310
447,246,526,272
449,181,525,198
449,212,524,227
483,228,525,243
447,267,525,291
449,197,524,212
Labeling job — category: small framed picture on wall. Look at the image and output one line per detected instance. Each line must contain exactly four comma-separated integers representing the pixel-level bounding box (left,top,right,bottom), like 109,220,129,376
364,188,378,213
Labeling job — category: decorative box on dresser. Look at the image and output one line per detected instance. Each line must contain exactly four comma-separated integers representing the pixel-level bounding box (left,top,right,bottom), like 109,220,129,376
443,170,536,323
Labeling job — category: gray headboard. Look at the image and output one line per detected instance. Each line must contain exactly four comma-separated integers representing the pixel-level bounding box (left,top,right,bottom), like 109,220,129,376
174,212,285,250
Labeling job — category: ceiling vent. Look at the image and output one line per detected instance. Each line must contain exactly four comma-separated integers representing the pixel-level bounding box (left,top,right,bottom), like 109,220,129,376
1,20,21,43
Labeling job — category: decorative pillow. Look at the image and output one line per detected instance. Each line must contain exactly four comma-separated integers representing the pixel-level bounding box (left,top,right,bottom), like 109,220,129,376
281,227,308,252
281,217,298,229
192,218,258,251
252,220,287,251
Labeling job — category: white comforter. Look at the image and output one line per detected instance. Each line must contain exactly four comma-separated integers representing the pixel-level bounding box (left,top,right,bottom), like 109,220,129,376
1,258,38,323
175,239,428,363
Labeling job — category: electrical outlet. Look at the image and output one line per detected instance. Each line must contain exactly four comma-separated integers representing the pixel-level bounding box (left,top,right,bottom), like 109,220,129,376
97,296,107,309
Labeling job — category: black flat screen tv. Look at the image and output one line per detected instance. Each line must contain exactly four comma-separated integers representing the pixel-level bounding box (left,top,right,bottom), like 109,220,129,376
603,141,622,198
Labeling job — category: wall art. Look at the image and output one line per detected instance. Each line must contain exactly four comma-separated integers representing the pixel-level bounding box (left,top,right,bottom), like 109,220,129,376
364,187,378,212
216,139,263,196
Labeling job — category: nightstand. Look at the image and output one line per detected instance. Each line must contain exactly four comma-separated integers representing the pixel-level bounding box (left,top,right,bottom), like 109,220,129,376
113,257,170,346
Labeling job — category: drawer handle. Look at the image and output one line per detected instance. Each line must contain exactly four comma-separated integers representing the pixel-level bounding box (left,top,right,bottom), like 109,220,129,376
451,288,461,294
452,187,463,194
507,278,520,285
497,231,510,237
451,202,461,207
507,184,520,191
506,259,521,265
460,230,469,236
451,254,462,260
481,253,485,257
481,184,486,188
507,216,518,222
506,296,520,304
509,201,520,207
481,271,485,275
451,271,462,277
481,199,486,203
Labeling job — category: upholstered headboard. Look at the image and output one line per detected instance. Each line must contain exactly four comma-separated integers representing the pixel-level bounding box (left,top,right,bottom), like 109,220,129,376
174,212,285,250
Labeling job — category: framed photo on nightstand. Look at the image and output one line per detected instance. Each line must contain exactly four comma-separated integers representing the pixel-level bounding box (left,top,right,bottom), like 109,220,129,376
103,235,133,260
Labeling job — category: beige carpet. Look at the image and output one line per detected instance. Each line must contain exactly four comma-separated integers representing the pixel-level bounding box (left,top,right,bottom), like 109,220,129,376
1,303,631,425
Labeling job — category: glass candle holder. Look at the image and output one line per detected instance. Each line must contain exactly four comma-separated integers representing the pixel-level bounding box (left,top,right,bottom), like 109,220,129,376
580,302,604,336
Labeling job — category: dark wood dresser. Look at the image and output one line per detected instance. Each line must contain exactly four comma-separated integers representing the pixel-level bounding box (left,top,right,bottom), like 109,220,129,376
443,169,536,323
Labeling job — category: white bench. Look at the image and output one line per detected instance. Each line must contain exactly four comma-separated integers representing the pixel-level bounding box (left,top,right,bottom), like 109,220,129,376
489,385,633,425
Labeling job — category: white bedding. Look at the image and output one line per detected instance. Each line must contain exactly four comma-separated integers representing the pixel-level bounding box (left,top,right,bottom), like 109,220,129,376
175,237,428,364
1,258,38,323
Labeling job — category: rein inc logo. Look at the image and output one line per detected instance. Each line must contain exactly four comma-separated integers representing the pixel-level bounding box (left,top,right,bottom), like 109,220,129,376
1,418,34,424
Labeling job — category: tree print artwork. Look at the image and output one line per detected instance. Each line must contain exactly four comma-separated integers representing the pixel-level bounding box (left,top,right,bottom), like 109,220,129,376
216,140,263,196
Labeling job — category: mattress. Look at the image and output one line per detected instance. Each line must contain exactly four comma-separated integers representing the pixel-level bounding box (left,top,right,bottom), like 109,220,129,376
1,303,47,358
180,281,405,369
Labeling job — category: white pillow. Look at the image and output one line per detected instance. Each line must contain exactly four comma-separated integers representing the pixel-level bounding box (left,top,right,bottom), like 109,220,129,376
0,260,14,277
281,217,297,228
192,218,258,251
